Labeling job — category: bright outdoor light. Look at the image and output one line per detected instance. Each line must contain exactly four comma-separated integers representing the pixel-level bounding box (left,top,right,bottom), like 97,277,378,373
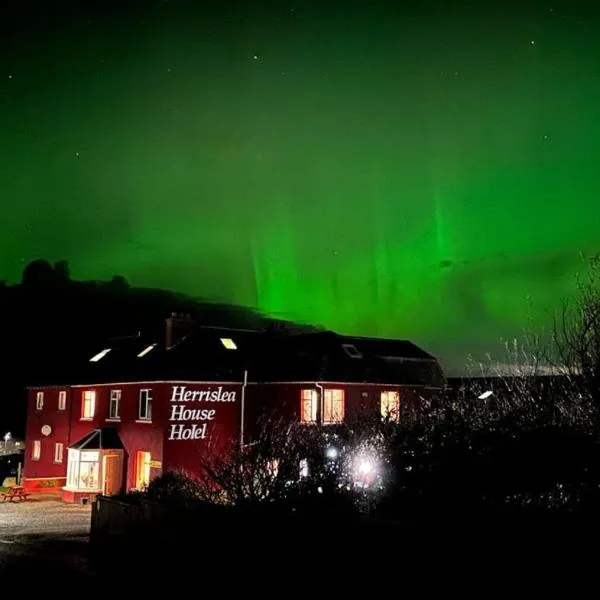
325,446,338,460
478,390,494,400
357,459,375,476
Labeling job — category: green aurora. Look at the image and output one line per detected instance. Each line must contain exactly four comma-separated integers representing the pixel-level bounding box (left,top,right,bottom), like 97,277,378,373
1,1,600,370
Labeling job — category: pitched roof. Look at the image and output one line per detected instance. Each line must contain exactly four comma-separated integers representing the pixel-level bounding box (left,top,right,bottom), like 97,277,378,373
69,428,125,450
29,324,444,388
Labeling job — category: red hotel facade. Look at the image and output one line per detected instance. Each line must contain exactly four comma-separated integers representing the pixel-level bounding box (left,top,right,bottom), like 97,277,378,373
24,318,445,502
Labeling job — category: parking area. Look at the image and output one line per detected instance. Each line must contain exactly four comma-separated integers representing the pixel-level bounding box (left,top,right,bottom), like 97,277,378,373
0,493,91,542
0,494,96,588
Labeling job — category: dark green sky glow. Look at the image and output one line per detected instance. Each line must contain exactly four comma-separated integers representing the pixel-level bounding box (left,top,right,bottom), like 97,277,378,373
2,1,600,370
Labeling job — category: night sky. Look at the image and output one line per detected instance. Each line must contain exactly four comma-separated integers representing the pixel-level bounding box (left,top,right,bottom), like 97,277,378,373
2,1,599,371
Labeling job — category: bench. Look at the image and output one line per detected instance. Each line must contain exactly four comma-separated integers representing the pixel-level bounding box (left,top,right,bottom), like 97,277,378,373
0,486,30,502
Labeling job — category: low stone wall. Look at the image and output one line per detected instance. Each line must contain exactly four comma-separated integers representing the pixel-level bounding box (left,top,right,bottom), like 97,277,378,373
90,495,409,554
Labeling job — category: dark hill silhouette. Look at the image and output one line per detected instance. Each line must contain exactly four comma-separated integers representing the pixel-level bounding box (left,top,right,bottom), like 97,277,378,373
0,259,313,436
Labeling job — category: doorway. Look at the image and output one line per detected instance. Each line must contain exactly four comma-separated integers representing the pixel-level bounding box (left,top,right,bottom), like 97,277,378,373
102,454,122,496
135,451,151,489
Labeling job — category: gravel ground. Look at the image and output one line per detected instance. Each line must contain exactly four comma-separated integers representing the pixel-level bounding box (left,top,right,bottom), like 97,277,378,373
0,494,91,541
0,494,98,590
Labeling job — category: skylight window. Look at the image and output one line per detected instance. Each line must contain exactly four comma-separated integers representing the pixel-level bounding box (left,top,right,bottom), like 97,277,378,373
220,337,237,350
137,344,157,358
89,349,111,363
342,344,362,359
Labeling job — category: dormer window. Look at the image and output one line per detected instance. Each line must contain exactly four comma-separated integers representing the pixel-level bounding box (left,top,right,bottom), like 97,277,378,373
137,344,156,358
220,338,237,350
89,349,111,362
342,344,362,359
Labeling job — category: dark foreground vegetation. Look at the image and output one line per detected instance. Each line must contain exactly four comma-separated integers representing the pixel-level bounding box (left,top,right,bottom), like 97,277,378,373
93,257,600,558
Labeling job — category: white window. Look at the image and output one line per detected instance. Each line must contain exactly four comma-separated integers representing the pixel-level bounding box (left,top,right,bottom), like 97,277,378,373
300,389,318,423
109,390,121,420
54,443,64,463
381,391,400,422
139,389,152,421
81,390,95,419
36,392,44,410
323,389,345,424
58,391,67,411
32,440,41,461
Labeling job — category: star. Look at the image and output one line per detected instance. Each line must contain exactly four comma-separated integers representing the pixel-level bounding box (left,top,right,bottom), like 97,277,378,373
75,152,80,157
253,55,259,60
530,40,536,45
8,74,12,79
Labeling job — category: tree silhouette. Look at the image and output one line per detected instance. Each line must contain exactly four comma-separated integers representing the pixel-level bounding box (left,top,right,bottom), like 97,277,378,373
21,259,55,287
53,260,71,283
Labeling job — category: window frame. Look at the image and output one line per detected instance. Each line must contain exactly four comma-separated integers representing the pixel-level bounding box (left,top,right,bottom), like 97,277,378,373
35,392,44,411
81,390,96,420
32,440,41,461
54,442,64,464
138,389,153,421
300,389,318,423
380,390,400,422
323,389,345,425
58,390,67,411
109,389,122,421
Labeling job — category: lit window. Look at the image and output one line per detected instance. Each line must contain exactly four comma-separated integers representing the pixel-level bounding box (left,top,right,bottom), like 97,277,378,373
137,344,156,358
54,443,64,464
139,389,152,421
67,450,99,490
220,337,237,350
58,391,66,411
32,440,41,461
381,391,400,422
81,391,96,419
266,459,279,478
36,392,44,410
109,390,121,420
299,459,309,478
342,343,362,359
323,389,345,424
89,348,111,362
300,389,318,423
135,451,151,489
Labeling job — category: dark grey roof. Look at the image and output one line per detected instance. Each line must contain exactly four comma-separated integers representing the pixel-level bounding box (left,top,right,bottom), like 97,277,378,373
31,324,444,388
70,428,125,450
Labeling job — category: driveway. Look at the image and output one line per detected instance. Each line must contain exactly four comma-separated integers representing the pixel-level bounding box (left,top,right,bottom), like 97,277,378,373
0,494,97,589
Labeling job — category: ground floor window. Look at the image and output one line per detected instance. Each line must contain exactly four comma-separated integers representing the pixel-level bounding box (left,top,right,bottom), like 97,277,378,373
67,449,100,490
300,389,318,423
32,440,41,461
380,391,400,422
54,443,64,464
323,389,345,424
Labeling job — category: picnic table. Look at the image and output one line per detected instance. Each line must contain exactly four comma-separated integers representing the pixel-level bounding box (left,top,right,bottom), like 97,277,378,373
0,486,30,502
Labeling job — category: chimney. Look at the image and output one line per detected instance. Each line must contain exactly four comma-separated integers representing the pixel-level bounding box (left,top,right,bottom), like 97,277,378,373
165,312,195,349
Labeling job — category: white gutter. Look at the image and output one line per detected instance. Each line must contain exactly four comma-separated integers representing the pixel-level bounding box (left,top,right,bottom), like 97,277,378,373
315,382,325,424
